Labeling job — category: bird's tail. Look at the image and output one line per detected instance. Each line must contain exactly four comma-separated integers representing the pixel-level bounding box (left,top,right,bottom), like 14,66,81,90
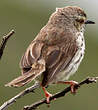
5,59,45,87
5,73,38,87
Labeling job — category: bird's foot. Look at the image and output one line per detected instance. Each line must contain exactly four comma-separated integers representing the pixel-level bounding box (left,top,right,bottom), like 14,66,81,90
42,87,52,103
58,80,78,94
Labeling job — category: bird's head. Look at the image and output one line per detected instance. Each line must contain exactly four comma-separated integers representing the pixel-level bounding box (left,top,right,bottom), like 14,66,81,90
50,6,95,32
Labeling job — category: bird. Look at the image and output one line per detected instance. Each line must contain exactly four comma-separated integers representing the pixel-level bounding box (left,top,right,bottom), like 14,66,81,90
5,6,95,103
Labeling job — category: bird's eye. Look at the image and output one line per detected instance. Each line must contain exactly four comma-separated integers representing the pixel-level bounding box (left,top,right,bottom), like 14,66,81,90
76,16,85,24
77,18,84,23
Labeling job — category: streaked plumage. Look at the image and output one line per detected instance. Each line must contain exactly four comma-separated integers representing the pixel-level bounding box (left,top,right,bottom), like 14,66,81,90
5,6,94,92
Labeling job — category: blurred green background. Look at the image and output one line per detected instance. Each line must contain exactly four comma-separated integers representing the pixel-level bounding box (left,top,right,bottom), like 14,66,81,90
0,0,98,110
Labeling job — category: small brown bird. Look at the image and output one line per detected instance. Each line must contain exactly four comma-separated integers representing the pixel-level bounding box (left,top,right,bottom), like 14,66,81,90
5,6,95,103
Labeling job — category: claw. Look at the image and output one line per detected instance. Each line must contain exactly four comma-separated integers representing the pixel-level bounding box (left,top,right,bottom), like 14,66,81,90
57,80,78,94
42,87,52,103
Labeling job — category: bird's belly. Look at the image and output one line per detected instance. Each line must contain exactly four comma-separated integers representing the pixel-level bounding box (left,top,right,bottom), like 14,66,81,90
60,50,84,81
54,33,85,82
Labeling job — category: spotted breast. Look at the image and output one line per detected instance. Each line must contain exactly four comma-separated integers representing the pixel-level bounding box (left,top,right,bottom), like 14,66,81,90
55,31,85,82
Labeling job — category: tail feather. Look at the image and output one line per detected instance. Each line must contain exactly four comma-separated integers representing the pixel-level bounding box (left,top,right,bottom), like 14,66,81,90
5,73,36,87
5,59,45,87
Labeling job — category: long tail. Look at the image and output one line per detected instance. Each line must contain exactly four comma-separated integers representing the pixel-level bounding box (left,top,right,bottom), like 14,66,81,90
5,73,37,87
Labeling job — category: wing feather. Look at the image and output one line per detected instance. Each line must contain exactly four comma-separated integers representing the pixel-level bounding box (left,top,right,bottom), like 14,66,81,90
20,41,44,74
6,41,45,87
42,34,78,86
5,59,45,87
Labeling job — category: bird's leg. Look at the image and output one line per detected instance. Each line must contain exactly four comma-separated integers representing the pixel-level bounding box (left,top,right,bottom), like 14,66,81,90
57,80,78,94
42,87,52,103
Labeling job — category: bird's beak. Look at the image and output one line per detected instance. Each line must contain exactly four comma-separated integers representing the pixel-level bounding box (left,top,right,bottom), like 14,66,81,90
85,20,95,24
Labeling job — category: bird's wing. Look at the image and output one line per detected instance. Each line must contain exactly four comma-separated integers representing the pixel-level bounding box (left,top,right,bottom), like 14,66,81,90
42,35,78,86
5,41,45,87
20,41,44,74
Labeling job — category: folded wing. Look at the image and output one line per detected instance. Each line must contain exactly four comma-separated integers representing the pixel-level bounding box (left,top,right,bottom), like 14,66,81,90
5,41,45,87
42,35,78,86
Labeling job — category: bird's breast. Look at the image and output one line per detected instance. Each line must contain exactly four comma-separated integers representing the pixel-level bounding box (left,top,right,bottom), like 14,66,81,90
55,32,85,82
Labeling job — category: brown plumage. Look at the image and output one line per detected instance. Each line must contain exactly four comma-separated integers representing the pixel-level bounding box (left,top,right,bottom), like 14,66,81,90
5,6,87,87
5,6,95,102
6,28,77,87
